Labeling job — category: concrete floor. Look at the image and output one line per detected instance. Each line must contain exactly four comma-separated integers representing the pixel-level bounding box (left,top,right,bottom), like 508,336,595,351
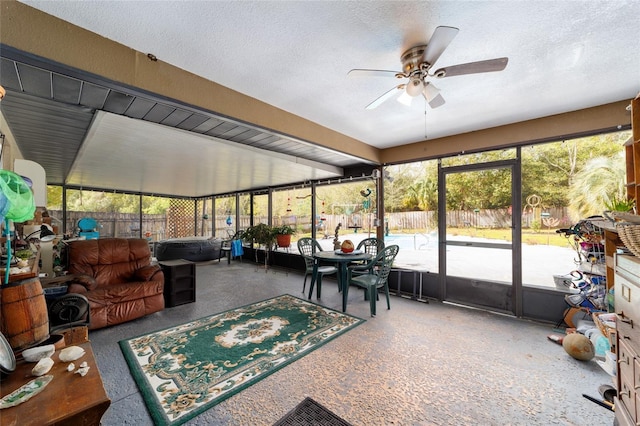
89,261,615,426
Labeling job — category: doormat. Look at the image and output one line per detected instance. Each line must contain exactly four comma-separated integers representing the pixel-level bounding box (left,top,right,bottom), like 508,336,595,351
119,294,364,426
274,397,354,426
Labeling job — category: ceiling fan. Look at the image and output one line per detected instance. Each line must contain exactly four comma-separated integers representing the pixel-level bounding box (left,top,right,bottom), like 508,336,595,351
349,26,508,110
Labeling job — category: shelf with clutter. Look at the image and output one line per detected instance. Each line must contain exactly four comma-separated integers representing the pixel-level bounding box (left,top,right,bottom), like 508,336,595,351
0,217,59,279
0,169,38,284
554,218,609,311
0,160,61,283
0,248,40,283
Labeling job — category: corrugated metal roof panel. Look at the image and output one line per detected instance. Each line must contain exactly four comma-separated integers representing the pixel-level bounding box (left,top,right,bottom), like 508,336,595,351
0,54,373,196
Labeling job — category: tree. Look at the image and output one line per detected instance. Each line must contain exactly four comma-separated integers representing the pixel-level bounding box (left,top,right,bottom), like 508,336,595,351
384,162,437,212
382,131,629,216
142,196,171,214
522,134,625,207
400,163,436,211
567,152,626,219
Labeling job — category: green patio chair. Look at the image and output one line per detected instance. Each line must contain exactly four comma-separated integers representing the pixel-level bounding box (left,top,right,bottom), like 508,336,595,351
346,244,399,317
351,237,385,276
297,237,337,293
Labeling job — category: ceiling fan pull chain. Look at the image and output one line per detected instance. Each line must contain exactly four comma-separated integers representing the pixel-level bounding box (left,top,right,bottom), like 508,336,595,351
424,100,428,139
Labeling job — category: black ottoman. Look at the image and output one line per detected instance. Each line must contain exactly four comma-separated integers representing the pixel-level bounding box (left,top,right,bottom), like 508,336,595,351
155,238,223,262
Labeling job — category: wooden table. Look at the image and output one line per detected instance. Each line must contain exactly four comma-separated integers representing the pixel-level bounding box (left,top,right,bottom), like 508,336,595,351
308,251,372,312
0,341,110,426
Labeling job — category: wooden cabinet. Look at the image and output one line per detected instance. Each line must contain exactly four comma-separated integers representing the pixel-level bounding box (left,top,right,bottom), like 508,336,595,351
614,254,640,425
625,94,640,201
159,260,196,307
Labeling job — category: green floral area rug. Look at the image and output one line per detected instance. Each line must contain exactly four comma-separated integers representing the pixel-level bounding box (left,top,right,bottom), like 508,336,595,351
119,294,364,426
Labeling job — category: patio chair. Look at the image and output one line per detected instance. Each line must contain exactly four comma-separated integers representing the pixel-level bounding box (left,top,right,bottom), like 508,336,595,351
346,245,399,317
351,237,385,276
297,237,337,293
221,230,244,264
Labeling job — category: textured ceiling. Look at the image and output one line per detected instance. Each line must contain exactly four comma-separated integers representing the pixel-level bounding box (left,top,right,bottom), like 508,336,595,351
2,1,639,198
20,0,640,149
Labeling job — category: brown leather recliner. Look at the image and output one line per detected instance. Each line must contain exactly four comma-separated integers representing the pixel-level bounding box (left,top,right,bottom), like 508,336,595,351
65,238,164,330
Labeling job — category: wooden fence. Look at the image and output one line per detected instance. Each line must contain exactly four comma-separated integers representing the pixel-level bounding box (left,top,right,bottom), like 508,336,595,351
215,207,572,236
50,211,168,240
51,206,572,241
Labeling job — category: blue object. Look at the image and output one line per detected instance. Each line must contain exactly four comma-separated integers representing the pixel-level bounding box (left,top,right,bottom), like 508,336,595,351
78,217,98,232
4,217,10,285
79,231,100,240
231,239,244,257
78,217,99,239
0,170,35,222
594,335,610,357
0,193,9,219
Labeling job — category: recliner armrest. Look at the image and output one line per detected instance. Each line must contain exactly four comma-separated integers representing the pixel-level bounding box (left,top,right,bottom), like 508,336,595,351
135,264,163,282
66,274,98,293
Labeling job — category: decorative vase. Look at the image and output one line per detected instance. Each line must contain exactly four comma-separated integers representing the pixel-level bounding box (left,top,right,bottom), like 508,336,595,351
341,240,355,253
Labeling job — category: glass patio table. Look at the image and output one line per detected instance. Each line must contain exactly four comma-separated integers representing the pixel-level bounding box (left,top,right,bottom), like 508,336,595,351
308,250,373,312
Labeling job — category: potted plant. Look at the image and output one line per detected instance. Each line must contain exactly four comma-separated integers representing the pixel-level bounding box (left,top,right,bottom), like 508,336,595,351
242,223,278,269
603,195,636,224
605,195,635,213
273,224,296,249
243,223,276,249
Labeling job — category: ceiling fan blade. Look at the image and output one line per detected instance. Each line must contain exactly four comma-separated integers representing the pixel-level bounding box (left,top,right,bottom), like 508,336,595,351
433,57,509,78
348,69,400,78
365,85,402,110
421,26,459,66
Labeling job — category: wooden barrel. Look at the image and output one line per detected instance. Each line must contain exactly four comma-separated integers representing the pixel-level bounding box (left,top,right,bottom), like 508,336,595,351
0,278,50,351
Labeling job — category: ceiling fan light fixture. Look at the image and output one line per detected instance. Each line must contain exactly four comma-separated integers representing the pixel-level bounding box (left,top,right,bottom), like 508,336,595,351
352,26,507,111
397,90,413,106
406,78,423,97
422,82,440,102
